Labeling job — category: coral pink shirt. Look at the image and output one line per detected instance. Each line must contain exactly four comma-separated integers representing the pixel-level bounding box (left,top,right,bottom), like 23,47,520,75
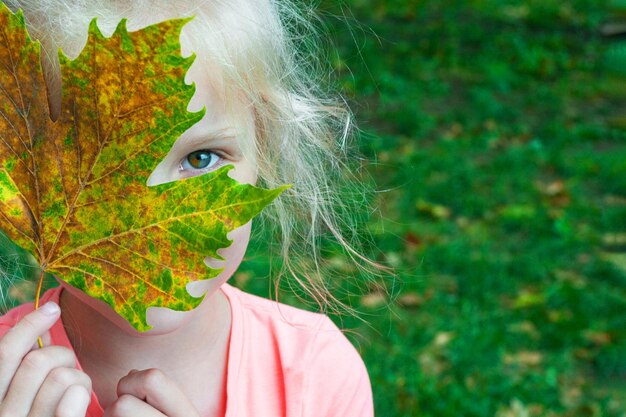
0,283,374,417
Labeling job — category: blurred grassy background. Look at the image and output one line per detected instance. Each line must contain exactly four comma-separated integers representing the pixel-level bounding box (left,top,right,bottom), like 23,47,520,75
2,0,626,416
245,0,626,414
313,0,625,415
285,0,625,415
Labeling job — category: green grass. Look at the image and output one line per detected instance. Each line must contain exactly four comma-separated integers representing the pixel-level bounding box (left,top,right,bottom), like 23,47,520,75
1,1,625,416
244,1,626,416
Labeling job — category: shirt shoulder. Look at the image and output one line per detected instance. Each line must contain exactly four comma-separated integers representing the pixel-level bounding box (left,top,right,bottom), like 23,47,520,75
221,283,373,417
300,316,374,417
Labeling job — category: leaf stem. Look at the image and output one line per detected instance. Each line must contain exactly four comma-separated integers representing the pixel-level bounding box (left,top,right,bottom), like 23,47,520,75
34,267,45,348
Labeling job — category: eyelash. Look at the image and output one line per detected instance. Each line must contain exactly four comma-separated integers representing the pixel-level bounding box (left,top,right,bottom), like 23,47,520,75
177,149,224,176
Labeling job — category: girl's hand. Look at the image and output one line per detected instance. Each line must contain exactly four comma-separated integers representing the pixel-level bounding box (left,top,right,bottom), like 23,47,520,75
103,369,201,417
0,302,92,417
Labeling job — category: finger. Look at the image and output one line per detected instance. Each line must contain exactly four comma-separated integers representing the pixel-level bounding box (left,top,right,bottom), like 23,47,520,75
0,302,61,400
1,346,76,417
55,384,91,417
29,367,92,417
32,329,53,350
103,394,167,417
116,369,198,417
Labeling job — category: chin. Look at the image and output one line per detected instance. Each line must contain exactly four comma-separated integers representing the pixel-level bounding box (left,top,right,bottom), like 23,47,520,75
58,275,229,337
57,222,250,335
142,275,230,335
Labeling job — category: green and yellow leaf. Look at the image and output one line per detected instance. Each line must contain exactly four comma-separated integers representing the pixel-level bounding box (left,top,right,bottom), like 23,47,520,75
0,3,285,331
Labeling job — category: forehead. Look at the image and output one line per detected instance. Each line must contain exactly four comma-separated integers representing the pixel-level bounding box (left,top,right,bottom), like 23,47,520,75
101,12,255,141
29,1,258,149
131,10,258,183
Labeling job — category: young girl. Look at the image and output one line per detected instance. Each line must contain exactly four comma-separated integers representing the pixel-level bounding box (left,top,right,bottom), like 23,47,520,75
0,0,376,416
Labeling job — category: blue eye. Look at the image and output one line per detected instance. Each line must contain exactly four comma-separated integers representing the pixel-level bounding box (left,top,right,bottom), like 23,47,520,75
180,150,221,171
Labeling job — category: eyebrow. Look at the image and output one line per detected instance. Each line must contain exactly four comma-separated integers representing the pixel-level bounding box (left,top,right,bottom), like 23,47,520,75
179,129,237,149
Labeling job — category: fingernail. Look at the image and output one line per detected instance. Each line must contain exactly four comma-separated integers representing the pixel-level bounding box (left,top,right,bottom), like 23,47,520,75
39,302,60,316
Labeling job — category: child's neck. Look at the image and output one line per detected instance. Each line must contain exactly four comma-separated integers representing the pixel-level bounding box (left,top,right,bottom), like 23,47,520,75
59,287,231,416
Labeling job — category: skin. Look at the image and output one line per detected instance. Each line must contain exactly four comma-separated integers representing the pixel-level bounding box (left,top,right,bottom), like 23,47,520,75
0,18,258,417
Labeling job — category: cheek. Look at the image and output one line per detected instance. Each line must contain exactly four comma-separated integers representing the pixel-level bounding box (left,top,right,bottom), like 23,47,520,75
185,221,252,297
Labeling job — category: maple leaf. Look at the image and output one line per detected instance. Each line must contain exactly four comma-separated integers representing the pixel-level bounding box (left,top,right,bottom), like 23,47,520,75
0,4,286,331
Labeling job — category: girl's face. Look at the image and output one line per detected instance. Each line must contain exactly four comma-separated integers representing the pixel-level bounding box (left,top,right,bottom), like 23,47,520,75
59,40,257,335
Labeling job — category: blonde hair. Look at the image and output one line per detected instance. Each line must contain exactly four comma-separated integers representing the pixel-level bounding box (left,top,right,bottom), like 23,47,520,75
5,0,386,314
